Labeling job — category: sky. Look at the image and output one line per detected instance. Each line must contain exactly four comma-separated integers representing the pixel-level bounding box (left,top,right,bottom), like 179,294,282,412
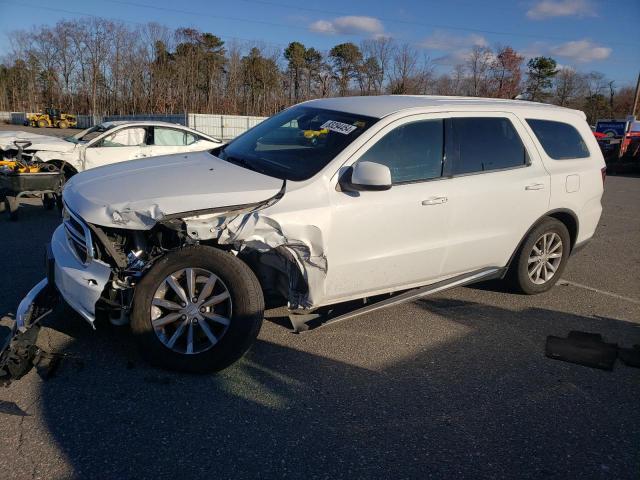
0,0,638,87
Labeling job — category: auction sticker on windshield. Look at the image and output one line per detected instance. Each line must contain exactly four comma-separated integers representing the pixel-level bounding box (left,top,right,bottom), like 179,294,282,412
320,120,358,135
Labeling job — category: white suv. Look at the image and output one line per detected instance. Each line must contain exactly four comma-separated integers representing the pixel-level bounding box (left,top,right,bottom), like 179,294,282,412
14,96,606,373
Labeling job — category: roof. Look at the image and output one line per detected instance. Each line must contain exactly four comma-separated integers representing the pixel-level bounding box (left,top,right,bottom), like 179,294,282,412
98,120,221,141
100,120,186,128
303,95,582,119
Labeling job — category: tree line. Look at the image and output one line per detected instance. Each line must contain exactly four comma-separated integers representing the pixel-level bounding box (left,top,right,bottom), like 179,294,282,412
0,17,635,124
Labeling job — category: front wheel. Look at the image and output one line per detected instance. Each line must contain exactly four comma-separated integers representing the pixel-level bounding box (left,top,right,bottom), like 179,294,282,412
506,218,571,295
130,246,264,373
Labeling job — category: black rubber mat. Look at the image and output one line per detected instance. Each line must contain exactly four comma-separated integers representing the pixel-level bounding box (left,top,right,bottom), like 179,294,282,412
545,331,618,370
619,345,640,368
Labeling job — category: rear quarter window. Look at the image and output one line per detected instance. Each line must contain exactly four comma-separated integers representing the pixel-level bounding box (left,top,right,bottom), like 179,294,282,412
526,119,590,160
451,117,528,175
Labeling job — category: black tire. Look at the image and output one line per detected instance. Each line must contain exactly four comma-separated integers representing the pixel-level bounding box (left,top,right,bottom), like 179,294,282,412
130,246,264,373
58,121,68,129
506,217,571,295
37,120,47,128
55,194,64,213
5,197,19,221
42,193,55,210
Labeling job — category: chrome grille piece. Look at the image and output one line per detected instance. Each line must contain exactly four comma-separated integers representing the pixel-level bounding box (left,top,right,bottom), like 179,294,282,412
63,204,94,264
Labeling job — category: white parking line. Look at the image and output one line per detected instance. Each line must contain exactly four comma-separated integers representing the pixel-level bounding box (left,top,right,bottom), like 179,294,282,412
559,279,640,305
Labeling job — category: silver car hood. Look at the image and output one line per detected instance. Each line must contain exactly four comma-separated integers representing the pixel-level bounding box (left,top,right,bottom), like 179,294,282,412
0,131,76,152
63,151,284,229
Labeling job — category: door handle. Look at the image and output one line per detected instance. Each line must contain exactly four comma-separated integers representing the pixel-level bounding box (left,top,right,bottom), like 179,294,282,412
421,196,448,206
525,183,545,191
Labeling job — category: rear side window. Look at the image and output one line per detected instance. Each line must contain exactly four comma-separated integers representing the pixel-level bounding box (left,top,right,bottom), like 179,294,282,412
153,127,197,146
358,119,444,183
526,119,589,160
451,118,527,175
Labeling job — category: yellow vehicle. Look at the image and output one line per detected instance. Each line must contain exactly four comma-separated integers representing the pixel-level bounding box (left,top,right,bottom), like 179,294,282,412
26,108,77,129
0,159,44,173
0,142,63,220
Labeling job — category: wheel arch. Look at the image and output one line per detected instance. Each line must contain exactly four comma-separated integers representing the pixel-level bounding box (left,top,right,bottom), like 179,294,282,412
504,208,579,276
45,160,78,179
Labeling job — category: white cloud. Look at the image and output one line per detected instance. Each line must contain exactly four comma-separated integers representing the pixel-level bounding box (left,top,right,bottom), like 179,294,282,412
309,16,385,36
550,40,611,62
420,31,488,51
523,39,611,63
419,31,489,65
527,0,596,20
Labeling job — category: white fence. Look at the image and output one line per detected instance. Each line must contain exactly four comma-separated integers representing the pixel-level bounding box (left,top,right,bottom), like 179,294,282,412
189,114,267,140
1,111,267,140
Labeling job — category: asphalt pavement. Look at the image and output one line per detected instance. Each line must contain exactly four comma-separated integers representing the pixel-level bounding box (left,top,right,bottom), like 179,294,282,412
0,130,638,479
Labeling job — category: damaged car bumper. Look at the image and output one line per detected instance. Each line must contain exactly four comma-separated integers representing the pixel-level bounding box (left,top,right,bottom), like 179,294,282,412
0,277,59,383
51,222,112,324
0,221,112,383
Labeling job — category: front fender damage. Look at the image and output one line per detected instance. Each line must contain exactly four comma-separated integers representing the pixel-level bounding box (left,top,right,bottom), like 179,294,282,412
169,185,327,310
214,213,327,309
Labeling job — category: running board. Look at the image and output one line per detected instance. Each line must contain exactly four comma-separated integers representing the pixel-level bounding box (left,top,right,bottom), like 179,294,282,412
288,267,503,333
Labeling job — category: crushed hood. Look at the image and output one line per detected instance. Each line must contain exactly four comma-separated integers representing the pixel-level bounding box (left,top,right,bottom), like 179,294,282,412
63,151,284,228
0,131,76,153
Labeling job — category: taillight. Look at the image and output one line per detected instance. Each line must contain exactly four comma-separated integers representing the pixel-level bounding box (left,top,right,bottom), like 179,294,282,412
601,166,606,185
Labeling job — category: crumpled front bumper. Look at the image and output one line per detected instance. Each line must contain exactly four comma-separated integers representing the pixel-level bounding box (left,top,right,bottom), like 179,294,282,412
50,223,112,324
1,224,113,382
0,278,58,383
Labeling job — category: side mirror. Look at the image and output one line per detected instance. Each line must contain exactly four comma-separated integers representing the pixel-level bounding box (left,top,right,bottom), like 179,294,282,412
347,161,392,191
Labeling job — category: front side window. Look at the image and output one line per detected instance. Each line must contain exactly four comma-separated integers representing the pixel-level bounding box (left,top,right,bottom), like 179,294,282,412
451,117,527,175
357,120,444,183
66,124,115,144
153,127,197,146
526,119,590,160
217,106,377,181
99,127,146,147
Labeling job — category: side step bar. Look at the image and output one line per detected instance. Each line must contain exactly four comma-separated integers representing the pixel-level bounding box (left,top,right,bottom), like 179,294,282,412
289,267,503,333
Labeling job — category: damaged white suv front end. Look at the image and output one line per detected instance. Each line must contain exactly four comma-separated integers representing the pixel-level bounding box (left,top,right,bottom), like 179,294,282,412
2,97,605,378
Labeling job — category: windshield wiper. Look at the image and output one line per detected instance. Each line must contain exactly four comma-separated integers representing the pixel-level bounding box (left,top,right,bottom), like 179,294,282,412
224,155,266,174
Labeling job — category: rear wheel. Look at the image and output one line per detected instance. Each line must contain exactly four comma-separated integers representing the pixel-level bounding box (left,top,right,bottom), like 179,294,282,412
506,218,570,294
130,246,264,372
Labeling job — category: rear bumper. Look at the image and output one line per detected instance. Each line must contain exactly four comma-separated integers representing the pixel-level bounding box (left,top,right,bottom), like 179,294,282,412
51,224,112,324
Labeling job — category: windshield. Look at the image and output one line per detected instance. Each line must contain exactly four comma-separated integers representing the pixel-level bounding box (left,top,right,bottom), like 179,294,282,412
216,106,378,181
65,124,116,144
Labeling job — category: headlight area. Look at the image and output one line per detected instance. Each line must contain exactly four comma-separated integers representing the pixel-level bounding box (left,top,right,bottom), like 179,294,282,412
88,222,199,325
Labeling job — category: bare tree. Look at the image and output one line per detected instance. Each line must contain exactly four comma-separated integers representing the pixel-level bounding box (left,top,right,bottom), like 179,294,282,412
361,36,394,93
389,43,418,94
553,67,584,107
466,45,493,96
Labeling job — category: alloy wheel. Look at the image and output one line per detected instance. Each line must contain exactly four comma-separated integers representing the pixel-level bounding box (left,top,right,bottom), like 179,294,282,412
151,268,232,354
527,232,563,285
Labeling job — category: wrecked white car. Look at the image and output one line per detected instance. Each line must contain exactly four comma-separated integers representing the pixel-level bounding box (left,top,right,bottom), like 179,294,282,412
0,121,222,176
3,96,605,375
